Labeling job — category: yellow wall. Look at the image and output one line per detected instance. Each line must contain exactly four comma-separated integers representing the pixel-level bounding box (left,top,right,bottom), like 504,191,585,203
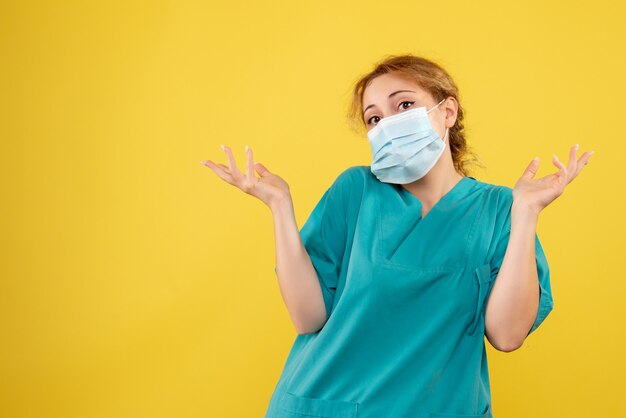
1,1,624,417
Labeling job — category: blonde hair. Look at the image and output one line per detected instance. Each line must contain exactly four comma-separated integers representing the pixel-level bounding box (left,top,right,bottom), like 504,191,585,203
347,54,484,176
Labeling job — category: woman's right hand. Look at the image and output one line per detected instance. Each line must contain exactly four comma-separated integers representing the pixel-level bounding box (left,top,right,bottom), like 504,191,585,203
201,144,292,210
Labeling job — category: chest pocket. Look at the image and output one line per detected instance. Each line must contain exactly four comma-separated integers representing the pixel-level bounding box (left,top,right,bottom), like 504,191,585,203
467,262,496,336
279,391,359,418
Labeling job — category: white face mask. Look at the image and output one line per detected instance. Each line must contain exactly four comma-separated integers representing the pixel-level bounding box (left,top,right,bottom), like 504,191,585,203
367,98,448,184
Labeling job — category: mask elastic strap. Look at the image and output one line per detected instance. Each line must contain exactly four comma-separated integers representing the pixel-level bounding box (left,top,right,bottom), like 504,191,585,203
426,98,446,114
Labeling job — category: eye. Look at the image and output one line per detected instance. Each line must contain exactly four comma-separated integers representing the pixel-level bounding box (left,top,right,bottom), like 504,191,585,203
399,100,415,110
366,115,381,126
366,101,415,126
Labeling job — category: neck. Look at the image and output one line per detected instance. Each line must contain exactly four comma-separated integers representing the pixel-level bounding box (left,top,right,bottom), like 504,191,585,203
400,149,463,209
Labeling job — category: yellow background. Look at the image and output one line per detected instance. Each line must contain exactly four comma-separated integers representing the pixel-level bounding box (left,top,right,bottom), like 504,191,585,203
1,1,624,417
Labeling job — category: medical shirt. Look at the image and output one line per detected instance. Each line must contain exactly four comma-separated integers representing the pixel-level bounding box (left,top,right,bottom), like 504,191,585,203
264,165,554,418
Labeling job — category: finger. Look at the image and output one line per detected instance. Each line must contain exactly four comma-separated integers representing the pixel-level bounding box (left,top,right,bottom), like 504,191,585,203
201,159,218,169
521,156,540,180
568,144,578,173
574,150,595,177
221,144,243,180
202,160,235,184
255,162,272,177
245,145,257,183
552,154,569,183
216,163,230,172
203,160,231,174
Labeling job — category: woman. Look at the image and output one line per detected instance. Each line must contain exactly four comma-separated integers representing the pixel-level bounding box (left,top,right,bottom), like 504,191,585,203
201,55,594,418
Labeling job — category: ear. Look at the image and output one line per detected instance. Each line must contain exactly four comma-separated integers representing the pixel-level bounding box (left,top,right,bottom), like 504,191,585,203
444,96,459,129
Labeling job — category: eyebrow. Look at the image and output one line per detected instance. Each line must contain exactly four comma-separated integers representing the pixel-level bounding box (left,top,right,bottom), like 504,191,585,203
362,90,416,115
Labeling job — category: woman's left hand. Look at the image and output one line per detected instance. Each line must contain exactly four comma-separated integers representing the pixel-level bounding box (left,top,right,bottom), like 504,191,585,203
513,144,595,214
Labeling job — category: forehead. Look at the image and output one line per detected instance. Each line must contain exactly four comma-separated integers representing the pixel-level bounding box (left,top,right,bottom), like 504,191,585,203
362,72,430,109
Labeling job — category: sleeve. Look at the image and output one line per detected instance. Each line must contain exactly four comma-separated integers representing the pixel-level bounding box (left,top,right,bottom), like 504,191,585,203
489,187,555,337
274,167,357,319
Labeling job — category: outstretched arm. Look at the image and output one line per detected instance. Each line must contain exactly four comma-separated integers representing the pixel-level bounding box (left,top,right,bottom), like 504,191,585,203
202,145,328,335
485,144,594,351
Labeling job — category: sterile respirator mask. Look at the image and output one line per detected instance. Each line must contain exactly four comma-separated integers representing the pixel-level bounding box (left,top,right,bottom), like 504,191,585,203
367,98,449,184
